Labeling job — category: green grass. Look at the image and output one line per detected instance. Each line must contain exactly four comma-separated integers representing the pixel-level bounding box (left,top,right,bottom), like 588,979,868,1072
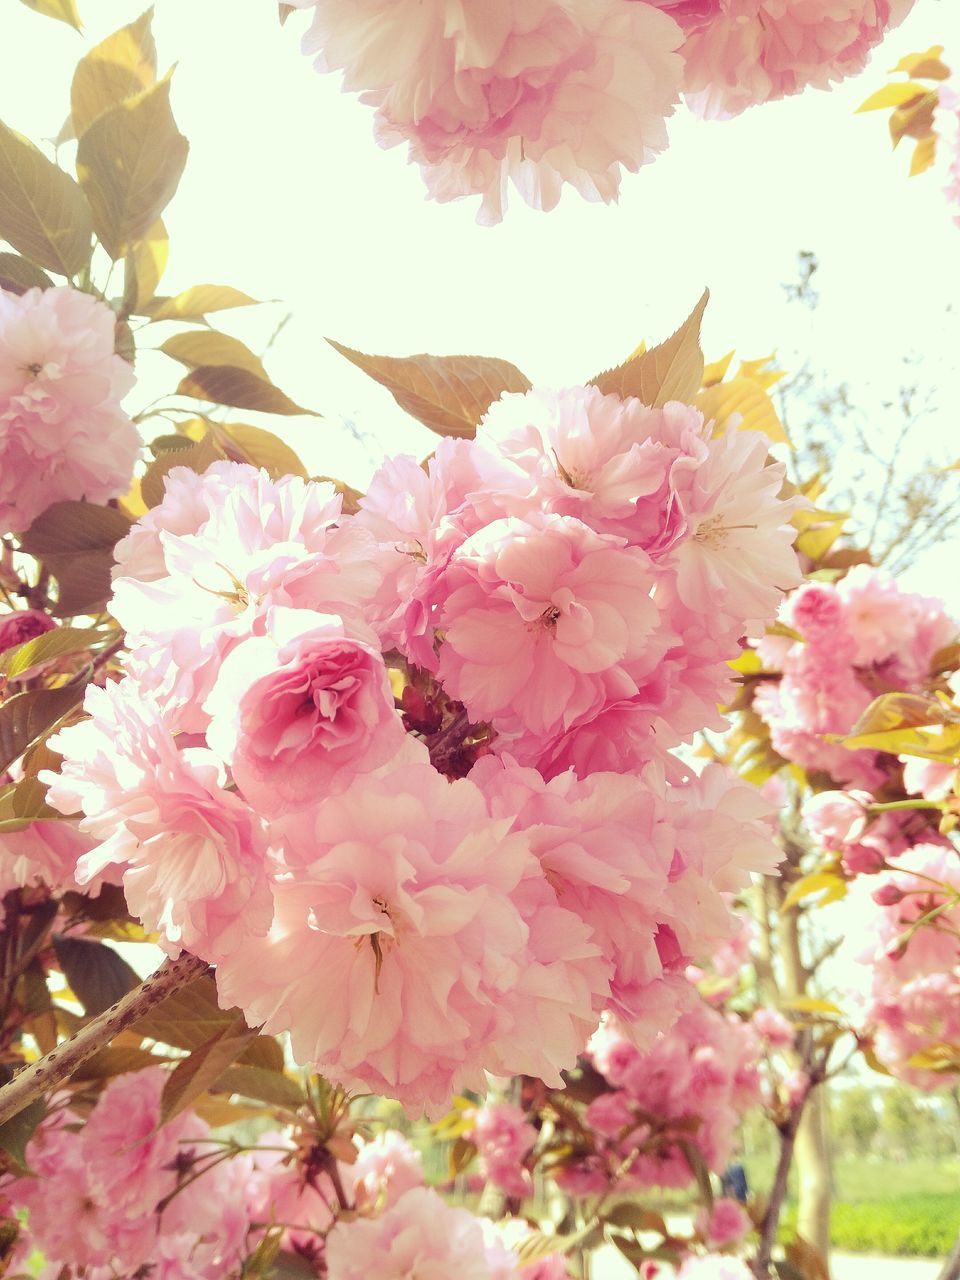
748,1157,960,1258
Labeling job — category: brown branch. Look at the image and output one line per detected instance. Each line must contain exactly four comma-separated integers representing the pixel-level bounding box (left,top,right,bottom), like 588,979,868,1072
0,951,209,1126
751,1096,807,1278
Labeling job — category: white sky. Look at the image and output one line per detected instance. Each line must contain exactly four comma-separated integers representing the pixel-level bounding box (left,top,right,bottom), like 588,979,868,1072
4,0,960,598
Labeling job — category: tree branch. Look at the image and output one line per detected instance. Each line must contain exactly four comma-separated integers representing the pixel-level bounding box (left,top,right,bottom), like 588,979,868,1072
0,951,209,1126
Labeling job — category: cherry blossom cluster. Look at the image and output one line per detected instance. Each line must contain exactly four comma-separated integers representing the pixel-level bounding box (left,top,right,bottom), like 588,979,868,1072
42,386,797,1116
286,0,913,222
755,568,955,793
2,1066,570,1278
0,286,140,534
568,1002,761,1194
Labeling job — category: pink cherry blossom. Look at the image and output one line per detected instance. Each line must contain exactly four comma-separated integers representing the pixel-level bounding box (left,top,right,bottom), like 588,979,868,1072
751,1007,795,1049
291,0,683,224
325,1185,505,1279
43,678,272,961
215,754,606,1115
111,462,381,729
804,790,870,847
0,286,139,534
467,1101,537,1198
682,0,910,121
696,1197,752,1247
0,607,55,651
352,1129,425,1208
204,605,405,815
437,512,660,740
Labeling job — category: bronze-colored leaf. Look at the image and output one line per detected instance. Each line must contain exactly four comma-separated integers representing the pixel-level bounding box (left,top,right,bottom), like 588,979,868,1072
160,330,269,379
140,431,223,509
218,423,308,480
328,341,532,439
76,76,188,260
0,252,52,295
71,8,156,138
591,290,710,407
142,284,261,322
19,501,132,616
212,1064,305,1109
17,0,80,30
177,366,318,417
133,972,236,1053
0,121,92,276
122,217,167,314
52,934,140,1016
0,685,87,775
160,1018,259,1125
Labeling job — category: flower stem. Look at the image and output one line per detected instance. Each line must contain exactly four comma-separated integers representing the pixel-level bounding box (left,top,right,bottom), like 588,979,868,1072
0,951,209,1126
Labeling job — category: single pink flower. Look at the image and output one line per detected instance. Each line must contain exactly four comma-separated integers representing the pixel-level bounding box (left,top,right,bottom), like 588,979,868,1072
0,608,55,651
352,1129,424,1208
696,1197,752,1247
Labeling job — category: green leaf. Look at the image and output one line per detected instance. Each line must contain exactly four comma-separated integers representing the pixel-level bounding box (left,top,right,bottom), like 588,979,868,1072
328,341,532,439
142,284,261,322
0,686,86,775
19,501,132,616
0,626,107,678
71,1045,169,1082
17,0,80,31
52,934,140,1015
0,776,60,832
0,121,92,276
0,1066,43,1169
238,1033,285,1072
76,76,188,260
213,1064,305,1109
133,972,239,1052
177,366,318,417
160,1017,259,1125
0,252,52,295
160,330,269,379
591,290,710,407
123,217,167,314
71,8,156,138
218,423,308,480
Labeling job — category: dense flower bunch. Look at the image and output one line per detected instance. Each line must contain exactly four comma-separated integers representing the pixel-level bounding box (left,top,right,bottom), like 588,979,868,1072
0,286,140,534
567,1002,761,1193
755,568,955,795
41,386,797,1116
3,1066,560,1278
286,0,911,221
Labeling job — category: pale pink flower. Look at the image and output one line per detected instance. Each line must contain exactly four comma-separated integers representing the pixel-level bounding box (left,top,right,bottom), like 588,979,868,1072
352,1129,425,1208
696,1197,752,1247
902,757,956,802
111,462,380,729
804,790,870,847
869,972,960,1089
682,0,909,121
0,817,102,896
781,1068,810,1108
0,286,139,534
204,605,405,815
293,0,683,224
215,755,605,1115
438,513,660,739
837,565,955,676
43,678,273,960
325,1185,501,1279
669,427,802,631
467,1101,537,1198
751,1007,794,1049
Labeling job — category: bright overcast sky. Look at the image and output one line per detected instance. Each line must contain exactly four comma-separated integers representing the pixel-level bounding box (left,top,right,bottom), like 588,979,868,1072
5,0,960,597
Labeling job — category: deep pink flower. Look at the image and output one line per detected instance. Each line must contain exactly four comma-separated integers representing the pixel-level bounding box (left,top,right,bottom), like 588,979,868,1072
0,286,139,533
204,605,405,815
0,608,55,651
696,1197,752,1247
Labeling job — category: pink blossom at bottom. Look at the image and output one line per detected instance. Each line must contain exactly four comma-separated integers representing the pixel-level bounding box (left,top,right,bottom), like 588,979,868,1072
696,1197,752,1248
677,1256,754,1280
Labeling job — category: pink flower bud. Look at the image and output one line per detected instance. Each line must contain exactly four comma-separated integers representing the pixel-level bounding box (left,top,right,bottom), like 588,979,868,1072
872,883,905,907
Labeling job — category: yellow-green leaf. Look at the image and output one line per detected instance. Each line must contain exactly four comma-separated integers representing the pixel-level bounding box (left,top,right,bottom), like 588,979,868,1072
140,431,223,509
697,371,789,446
76,76,188,260
123,217,167,313
218,423,308,480
856,82,929,112
890,48,951,80
160,1017,258,1125
781,872,847,911
910,133,937,176
176,366,318,417
328,341,532,439
0,253,52,295
0,776,61,832
781,995,843,1016
889,91,938,149
0,626,107,678
160,330,268,380
17,0,80,30
71,8,156,139
0,685,87,775
591,289,709,407
0,121,92,276
142,284,261,322
702,350,735,387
